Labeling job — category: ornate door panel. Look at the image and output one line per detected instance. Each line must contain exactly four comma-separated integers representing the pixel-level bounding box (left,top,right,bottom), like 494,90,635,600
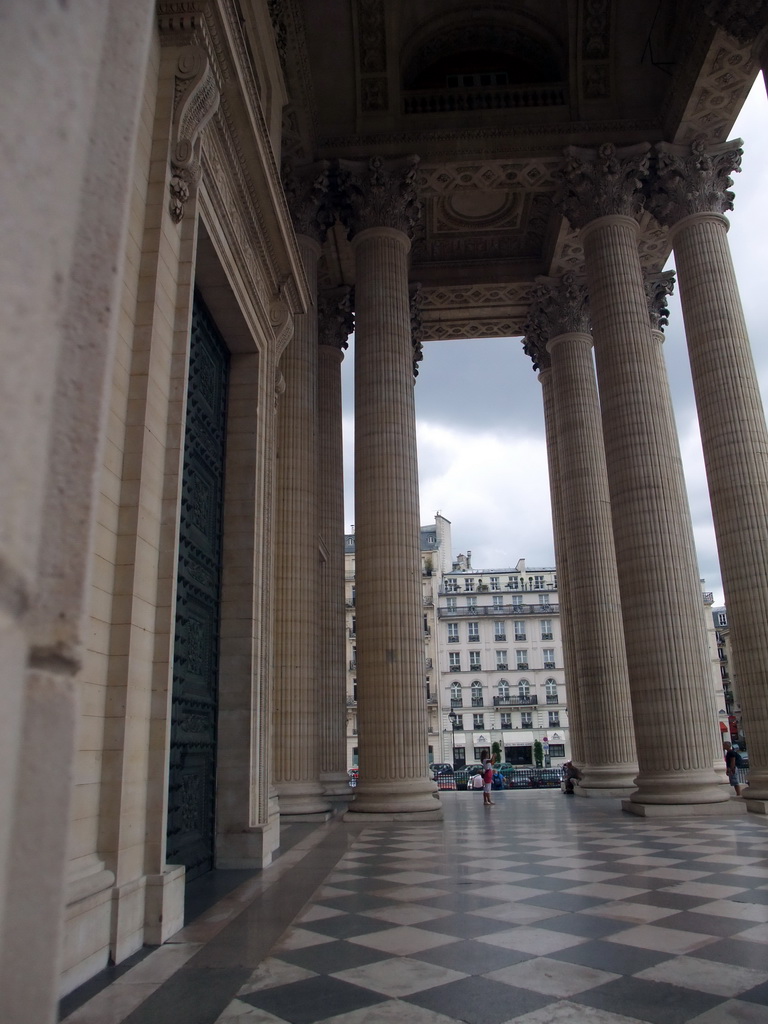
167,295,229,881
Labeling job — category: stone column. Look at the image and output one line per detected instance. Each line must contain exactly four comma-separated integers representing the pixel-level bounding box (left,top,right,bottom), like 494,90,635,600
273,167,332,819
340,156,441,819
651,140,768,807
528,276,637,795
317,288,354,800
557,143,730,814
523,335,586,771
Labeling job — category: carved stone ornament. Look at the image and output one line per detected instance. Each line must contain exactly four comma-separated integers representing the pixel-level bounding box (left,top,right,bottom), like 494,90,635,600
555,142,651,230
523,274,590,371
410,284,426,377
267,0,288,71
337,155,422,238
169,45,220,222
318,288,354,351
282,160,334,242
644,270,676,333
705,0,768,46
648,139,742,226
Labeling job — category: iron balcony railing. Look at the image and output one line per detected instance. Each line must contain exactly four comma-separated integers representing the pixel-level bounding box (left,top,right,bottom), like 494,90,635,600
438,604,558,618
493,695,538,706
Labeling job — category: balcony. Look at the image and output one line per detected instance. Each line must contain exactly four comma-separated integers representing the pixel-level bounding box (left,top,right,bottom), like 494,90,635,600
468,636,480,643
494,695,538,706
541,633,553,640
496,663,508,671
448,636,459,642
438,603,559,618
546,694,559,704
494,635,506,642
514,634,527,642
450,698,463,708
471,698,484,707
544,662,556,669
516,663,529,671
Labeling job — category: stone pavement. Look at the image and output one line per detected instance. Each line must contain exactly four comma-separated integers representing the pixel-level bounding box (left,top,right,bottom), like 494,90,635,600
60,791,768,1024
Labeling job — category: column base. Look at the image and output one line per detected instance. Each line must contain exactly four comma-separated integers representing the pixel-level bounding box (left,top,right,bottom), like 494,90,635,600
577,763,638,796
345,779,443,817
321,772,355,801
575,784,637,798
144,865,186,946
280,810,334,823
216,815,281,869
622,797,747,818
744,798,768,815
276,781,332,818
343,807,444,821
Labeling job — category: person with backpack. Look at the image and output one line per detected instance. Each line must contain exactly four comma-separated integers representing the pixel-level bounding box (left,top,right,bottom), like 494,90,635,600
724,742,743,796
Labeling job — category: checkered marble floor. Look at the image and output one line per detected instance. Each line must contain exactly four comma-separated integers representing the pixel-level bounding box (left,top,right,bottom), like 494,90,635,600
61,792,768,1024
217,795,768,1024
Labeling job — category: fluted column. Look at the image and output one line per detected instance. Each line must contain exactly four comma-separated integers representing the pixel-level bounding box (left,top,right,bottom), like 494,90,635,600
340,156,440,819
651,140,768,806
527,277,637,794
273,166,332,818
558,144,729,813
526,334,586,771
317,288,353,800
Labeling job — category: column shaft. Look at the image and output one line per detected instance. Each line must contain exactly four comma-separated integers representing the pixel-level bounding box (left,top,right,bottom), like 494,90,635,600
347,226,440,818
548,332,638,792
583,215,727,809
673,212,768,802
273,235,330,817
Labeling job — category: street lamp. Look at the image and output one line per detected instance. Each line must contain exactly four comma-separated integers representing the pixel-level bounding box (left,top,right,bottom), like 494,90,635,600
447,708,458,765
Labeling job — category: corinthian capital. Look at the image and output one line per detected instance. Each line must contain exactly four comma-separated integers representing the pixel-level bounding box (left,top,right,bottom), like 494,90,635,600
318,288,354,351
530,275,591,339
283,160,334,242
648,139,742,226
555,142,650,230
337,155,421,238
705,0,768,45
644,271,676,333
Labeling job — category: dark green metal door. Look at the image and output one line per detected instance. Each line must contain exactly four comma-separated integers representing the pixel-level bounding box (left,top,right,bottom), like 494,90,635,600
167,294,229,881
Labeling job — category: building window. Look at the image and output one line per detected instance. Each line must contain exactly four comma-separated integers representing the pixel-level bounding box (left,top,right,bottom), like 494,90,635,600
511,593,523,607
498,678,510,699
717,612,727,626
500,713,512,728
471,681,483,707
518,679,530,697
549,743,565,758
469,650,481,670
540,619,553,640
545,678,558,697
490,576,500,590
447,595,457,610
445,580,458,593
516,650,528,669
449,652,461,671
464,578,475,591
447,622,459,643
467,596,477,610
492,594,503,609
450,682,462,703
538,593,549,605
521,711,532,727
548,711,560,726
493,622,506,641
473,714,485,729
543,648,555,668
453,746,465,763
468,621,479,642
508,576,519,589
514,620,526,640
496,649,508,670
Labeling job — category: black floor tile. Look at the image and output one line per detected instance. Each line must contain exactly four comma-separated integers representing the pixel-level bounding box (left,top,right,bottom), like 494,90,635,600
278,940,388,975
536,912,629,939
517,891,606,912
572,975,724,1024
411,941,535,975
404,975,554,1024
652,910,759,937
547,938,673,975
300,914,397,941
121,966,253,1024
693,937,768,971
739,979,768,1006
627,891,712,911
240,974,387,1024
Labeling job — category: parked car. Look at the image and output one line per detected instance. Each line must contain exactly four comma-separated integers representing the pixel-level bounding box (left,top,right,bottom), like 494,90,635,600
430,763,454,777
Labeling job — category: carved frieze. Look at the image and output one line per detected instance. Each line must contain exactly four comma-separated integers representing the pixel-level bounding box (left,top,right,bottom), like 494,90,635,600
644,270,676,333
556,142,650,230
673,32,757,145
649,139,742,225
337,155,422,238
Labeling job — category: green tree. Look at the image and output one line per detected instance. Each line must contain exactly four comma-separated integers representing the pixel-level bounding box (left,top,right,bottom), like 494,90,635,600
491,740,502,764
533,739,543,767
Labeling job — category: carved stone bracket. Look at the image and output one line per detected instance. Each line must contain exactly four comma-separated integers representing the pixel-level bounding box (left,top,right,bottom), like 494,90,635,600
283,160,334,242
644,270,676,333
648,139,742,226
318,287,354,351
522,274,590,371
337,155,422,238
556,142,651,230
169,45,220,222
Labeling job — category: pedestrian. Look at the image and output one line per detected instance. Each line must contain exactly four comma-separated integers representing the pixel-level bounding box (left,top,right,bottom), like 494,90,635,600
723,742,743,796
562,761,580,795
481,750,495,806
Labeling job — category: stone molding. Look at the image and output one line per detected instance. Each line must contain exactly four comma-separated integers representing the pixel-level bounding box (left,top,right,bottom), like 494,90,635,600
282,160,334,242
705,0,768,46
644,270,676,333
556,142,651,229
318,288,353,351
649,139,742,226
337,155,422,238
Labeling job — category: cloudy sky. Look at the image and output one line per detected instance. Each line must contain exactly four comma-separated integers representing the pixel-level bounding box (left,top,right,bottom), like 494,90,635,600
342,81,768,603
